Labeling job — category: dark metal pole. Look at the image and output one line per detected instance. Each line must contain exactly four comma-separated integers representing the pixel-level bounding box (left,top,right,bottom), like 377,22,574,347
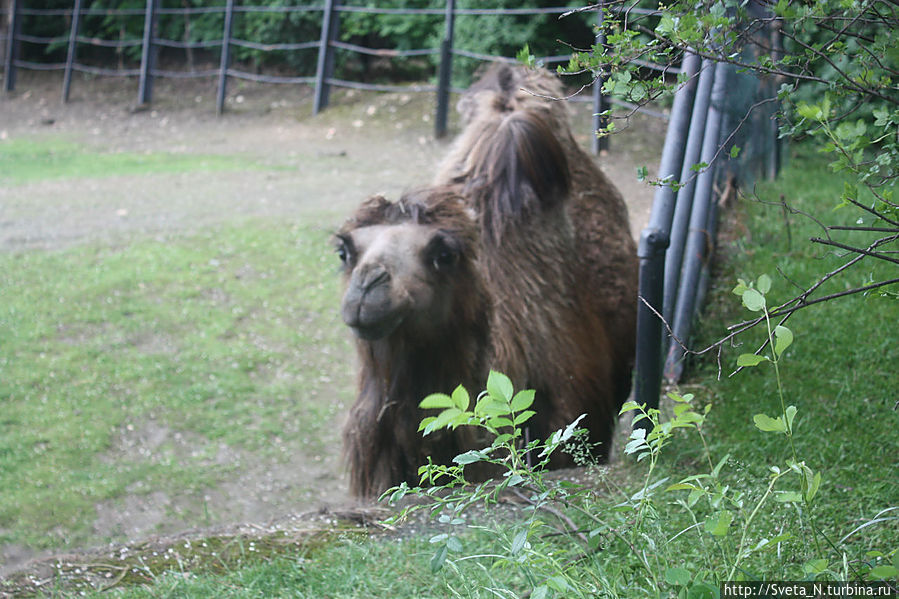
633,51,700,414
591,3,608,155
313,0,340,115
664,61,730,383
62,0,83,103
216,0,235,116
137,0,159,107
3,0,19,92
662,59,716,325
434,0,455,139
767,19,782,180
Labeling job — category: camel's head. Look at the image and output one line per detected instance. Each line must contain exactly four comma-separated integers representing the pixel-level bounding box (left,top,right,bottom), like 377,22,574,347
335,190,480,342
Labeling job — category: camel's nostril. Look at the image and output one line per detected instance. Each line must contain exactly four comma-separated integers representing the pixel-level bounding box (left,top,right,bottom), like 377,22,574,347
362,267,390,292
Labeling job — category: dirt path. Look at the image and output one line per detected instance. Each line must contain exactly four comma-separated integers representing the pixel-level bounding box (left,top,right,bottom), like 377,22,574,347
1,72,661,249
0,71,663,579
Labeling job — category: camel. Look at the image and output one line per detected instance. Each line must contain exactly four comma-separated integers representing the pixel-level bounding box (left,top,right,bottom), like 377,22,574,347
336,64,638,498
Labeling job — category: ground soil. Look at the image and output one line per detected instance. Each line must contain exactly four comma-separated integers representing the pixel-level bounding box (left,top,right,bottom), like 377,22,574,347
0,69,665,588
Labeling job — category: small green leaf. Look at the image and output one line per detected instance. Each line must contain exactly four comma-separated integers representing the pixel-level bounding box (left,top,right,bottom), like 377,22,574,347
869,565,899,580
656,13,676,35
709,455,728,479
619,400,644,414
445,536,463,553
624,437,648,455
687,488,703,507
430,544,448,573
531,586,549,599
486,370,514,401
754,413,787,433
419,393,454,409
775,491,803,503
510,529,528,555
424,408,463,434
486,416,514,429
785,405,797,432
636,165,648,181
738,353,769,367
516,43,535,67
804,470,821,503
803,558,829,574
558,414,586,443
704,510,734,536
546,576,569,592
453,450,487,465
774,325,794,357
513,410,536,426
451,385,470,411
476,398,511,418
730,145,741,158
797,102,824,121
666,482,698,492
510,389,535,412
742,288,766,311
687,582,719,599
668,391,694,403
506,473,525,486
757,273,772,294
665,567,692,586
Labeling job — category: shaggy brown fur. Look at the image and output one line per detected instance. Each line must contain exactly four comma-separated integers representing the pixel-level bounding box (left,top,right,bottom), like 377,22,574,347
435,64,639,402
337,65,638,498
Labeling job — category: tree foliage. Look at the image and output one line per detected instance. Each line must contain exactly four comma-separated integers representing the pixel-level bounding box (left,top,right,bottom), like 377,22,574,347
15,0,592,85
566,0,898,353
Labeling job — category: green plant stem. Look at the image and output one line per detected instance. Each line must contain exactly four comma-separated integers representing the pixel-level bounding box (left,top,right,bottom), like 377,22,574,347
729,471,785,580
762,307,798,462
763,306,825,560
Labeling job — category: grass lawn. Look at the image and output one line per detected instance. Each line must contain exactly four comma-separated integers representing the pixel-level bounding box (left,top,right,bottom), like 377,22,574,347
1,143,896,597
0,139,355,554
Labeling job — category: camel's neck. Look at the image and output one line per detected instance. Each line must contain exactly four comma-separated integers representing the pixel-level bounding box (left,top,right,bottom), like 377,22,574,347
345,316,489,497
359,317,488,407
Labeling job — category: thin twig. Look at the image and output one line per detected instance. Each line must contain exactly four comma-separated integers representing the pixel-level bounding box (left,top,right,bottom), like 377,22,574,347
810,236,899,267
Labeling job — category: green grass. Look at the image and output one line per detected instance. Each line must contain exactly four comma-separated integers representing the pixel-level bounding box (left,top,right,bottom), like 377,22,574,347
3,147,897,597
1,134,356,554
0,219,354,551
0,138,261,184
680,147,899,565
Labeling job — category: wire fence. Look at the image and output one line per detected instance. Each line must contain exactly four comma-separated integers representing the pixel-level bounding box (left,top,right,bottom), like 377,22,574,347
0,1,674,146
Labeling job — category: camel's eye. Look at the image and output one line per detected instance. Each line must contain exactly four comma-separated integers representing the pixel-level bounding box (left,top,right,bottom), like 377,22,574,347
335,236,355,266
428,234,461,272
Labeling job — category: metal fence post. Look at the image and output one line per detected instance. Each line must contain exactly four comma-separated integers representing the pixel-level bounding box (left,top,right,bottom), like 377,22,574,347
664,61,730,382
216,0,235,116
663,59,715,325
62,0,83,103
766,18,783,180
3,0,19,92
591,3,608,155
313,0,340,115
137,0,159,106
633,51,701,415
434,0,456,138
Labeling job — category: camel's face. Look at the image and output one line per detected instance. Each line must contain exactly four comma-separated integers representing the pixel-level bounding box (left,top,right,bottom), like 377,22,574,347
336,222,466,341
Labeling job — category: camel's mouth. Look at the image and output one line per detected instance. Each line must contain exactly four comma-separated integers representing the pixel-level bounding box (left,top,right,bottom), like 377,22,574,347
345,312,405,341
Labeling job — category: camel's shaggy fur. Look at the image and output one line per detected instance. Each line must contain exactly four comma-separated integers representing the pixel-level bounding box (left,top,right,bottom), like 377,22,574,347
337,64,638,498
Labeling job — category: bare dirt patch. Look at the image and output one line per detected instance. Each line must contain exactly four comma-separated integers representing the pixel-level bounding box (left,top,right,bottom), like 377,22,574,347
0,69,663,582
